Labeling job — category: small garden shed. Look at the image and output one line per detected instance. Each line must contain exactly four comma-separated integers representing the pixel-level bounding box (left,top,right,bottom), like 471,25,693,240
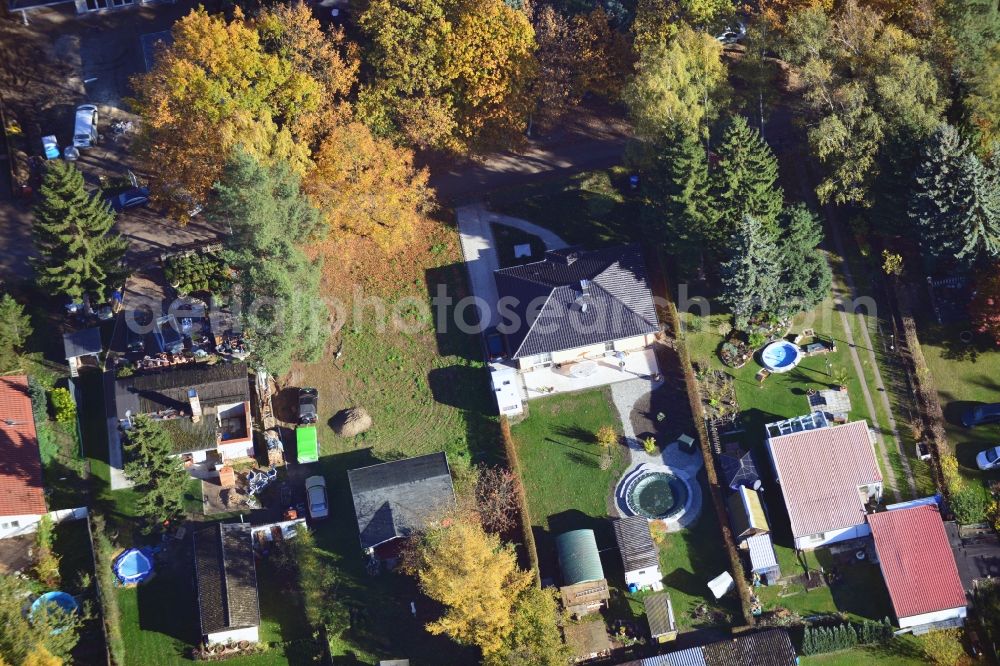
644,592,677,643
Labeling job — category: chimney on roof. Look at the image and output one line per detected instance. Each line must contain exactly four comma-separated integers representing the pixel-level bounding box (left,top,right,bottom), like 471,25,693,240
188,388,202,424
550,249,579,265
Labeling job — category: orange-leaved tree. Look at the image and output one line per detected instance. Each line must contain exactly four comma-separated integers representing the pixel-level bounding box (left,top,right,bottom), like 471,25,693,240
305,121,434,252
130,7,357,219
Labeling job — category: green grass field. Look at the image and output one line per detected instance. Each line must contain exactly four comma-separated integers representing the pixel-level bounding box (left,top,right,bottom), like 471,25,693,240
919,323,1000,477
511,389,740,631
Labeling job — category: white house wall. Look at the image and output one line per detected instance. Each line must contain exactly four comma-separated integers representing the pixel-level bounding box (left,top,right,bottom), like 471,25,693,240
899,606,967,630
794,523,871,551
218,440,254,461
0,507,88,540
206,626,259,646
625,567,664,591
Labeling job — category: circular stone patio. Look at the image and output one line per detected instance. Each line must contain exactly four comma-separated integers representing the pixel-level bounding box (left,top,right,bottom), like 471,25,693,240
610,378,705,532
614,462,702,531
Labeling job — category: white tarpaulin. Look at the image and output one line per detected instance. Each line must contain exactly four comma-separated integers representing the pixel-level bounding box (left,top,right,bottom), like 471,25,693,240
707,571,734,599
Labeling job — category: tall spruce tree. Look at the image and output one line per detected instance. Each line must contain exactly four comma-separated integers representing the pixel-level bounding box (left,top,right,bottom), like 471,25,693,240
122,415,189,532
643,128,720,252
775,205,832,317
212,150,328,376
32,161,128,302
712,115,784,242
719,215,780,330
910,124,1000,265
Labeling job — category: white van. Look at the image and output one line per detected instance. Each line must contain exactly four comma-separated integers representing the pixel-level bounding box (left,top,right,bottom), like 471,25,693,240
73,104,98,148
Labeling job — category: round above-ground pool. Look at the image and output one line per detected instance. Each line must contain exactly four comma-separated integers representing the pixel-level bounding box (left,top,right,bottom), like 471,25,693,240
30,591,78,633
113,548,154,585
625,471,689,520
760,340,803,373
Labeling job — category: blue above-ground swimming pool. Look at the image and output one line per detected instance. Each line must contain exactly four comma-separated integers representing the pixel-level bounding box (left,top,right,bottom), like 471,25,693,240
30,591,78,634
625,471,690,520
113,548,154,585
760,340,803,373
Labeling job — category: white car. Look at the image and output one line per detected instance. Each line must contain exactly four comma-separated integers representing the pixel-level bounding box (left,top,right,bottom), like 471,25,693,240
305,475,328,519
975,446,1000,471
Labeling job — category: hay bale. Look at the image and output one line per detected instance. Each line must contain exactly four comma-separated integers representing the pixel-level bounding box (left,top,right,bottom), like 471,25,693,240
334,407,372,437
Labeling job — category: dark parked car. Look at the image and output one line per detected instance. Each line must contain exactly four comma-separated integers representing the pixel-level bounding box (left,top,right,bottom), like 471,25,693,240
298,388,318,424
107,186,150,212
963,403,1000,428
126,327,145,354
483,327,507,362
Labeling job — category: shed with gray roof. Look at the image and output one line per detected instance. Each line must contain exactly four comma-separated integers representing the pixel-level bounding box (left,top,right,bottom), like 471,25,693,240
193,523,260,646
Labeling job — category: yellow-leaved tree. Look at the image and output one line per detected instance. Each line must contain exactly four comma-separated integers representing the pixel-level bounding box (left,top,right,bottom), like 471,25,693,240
130,7,357,218
406,518,533,656
305,122,434,252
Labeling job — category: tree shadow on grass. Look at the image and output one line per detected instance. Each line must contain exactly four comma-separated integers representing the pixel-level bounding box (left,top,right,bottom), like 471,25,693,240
553,424,597,444
425,263,483,362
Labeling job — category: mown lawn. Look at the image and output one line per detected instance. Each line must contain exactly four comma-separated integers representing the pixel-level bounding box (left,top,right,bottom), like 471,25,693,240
512,389,740,631
511,389,625,577
919,322,1000,479
116,557,316,666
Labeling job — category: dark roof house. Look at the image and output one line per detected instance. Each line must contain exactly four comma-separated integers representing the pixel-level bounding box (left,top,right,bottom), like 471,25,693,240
493,246,659,359
639,629,797,666
348,452,455,554
0,376,47,524
114,362,250,454
193,523,260,644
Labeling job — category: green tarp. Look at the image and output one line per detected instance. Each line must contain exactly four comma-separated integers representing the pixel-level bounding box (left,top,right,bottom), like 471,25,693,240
296,425,318,463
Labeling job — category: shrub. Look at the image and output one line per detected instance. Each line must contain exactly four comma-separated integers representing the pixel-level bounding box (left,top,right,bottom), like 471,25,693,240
951,483,991,524
920,628,966,665
802,623,862,655
90,515,125,665
643,436,657,454
28,377,48,423
34,515,60,587
50,388,76,427
747,331,767,349
941,454,963,493
596,425,618,449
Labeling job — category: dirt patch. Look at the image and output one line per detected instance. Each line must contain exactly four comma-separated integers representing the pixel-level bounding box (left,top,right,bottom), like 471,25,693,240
0,534,36,574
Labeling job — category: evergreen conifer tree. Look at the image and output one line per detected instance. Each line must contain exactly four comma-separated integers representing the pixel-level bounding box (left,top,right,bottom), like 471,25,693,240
122,415,189,532
910,124,1000,265
712,115,784,239
719,215,779,330
31,161,128,301
643,128,721,252
803,627,816,655
774,204,832,317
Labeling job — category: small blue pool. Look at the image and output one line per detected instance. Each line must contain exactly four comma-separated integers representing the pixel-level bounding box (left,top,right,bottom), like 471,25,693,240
113,548,154,585
760,340,802,373
30,591,78,633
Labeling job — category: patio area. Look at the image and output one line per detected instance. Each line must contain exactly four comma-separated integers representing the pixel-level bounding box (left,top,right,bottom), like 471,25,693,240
519,348,660,399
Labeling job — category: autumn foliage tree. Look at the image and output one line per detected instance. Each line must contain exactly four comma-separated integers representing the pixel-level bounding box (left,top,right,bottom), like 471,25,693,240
130,6,357,216
359,0,535,153
305,122,434,252
405,518,533,656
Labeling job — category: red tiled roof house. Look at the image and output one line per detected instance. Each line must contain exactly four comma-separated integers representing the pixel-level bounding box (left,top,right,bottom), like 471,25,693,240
766,418,882,550
0,375,48,539
869,504,967,630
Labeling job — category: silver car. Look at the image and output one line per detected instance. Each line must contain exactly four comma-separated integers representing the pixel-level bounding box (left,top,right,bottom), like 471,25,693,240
305,475,328,519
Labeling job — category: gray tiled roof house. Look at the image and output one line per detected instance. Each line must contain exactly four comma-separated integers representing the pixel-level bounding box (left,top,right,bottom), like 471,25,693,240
493,246,659,359
348,452,455,552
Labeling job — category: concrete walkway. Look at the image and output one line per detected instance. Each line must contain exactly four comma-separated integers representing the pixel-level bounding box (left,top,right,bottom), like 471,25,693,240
455,203,569,331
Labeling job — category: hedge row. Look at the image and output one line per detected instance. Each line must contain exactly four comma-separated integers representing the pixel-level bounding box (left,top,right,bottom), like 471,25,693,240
500,416,541,583
89,514,124,666
650,248,754,627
